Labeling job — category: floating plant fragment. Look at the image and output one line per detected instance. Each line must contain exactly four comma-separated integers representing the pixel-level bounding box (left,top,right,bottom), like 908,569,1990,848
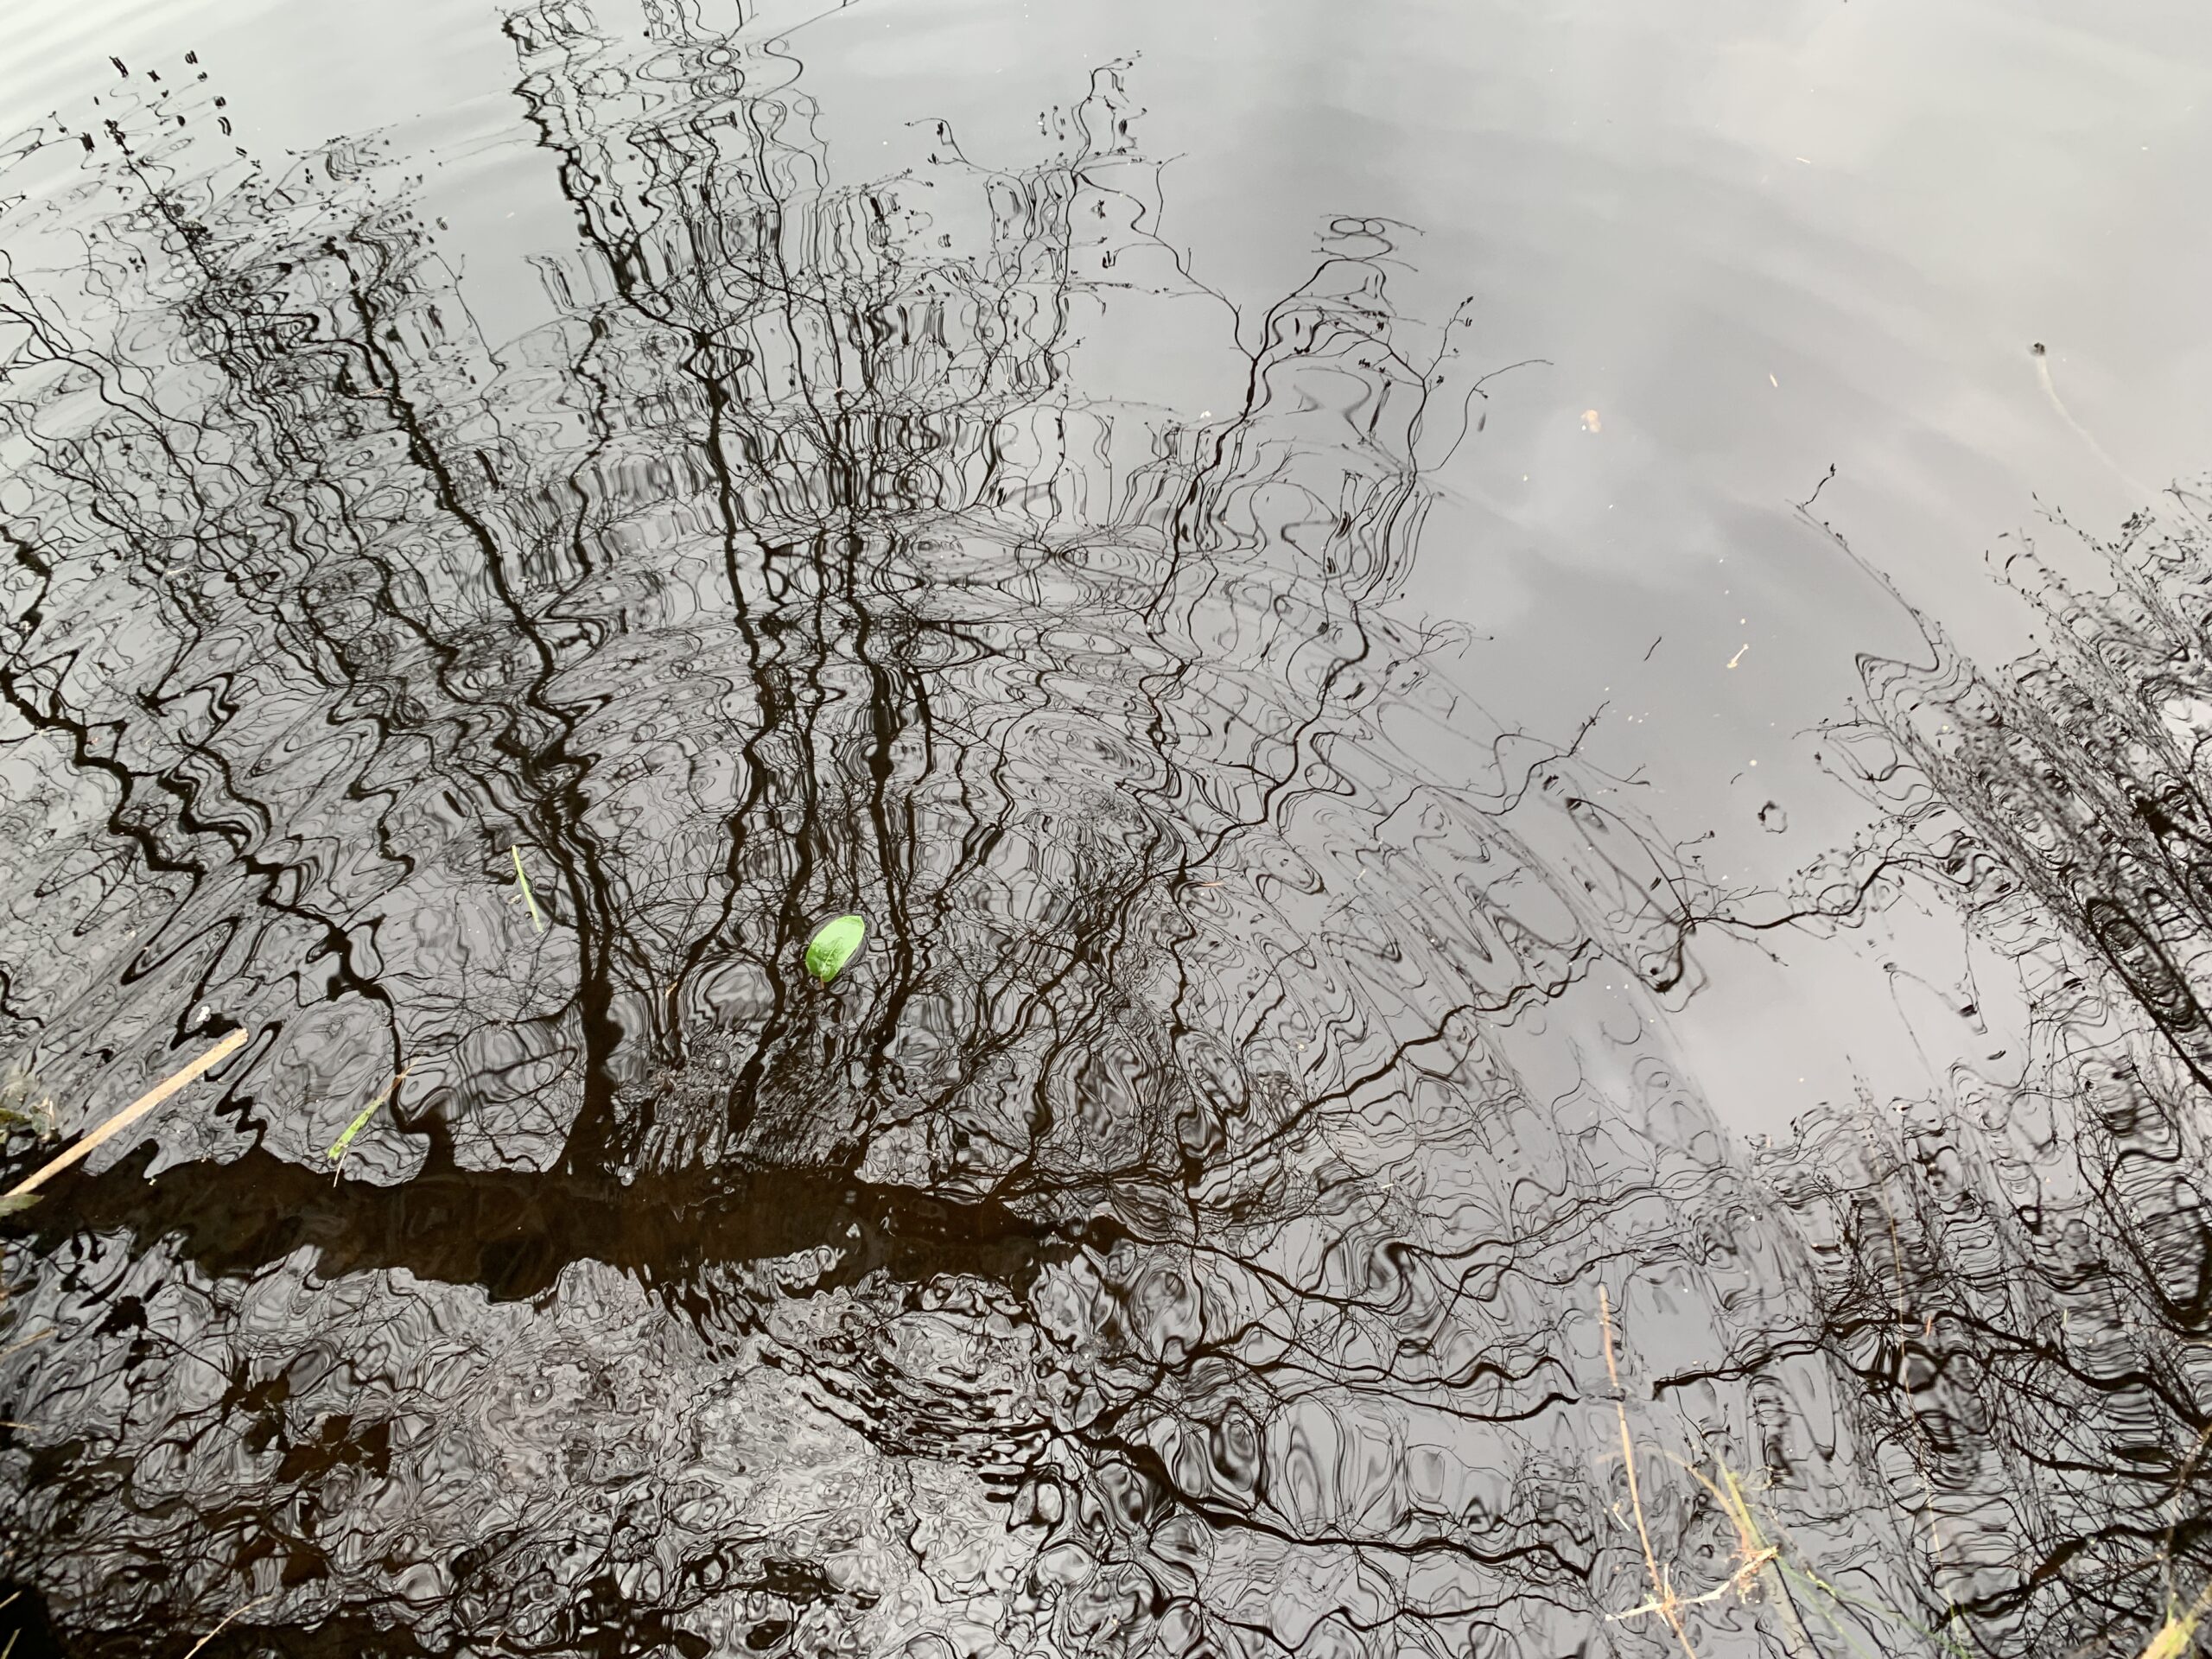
327,1070,407,1168
512,846,547,933
804,914,867,985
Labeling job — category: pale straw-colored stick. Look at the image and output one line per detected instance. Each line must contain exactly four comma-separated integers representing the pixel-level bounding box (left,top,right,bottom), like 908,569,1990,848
181,1592,275,1659
3,1028,250,1201
1602,1283,1700,1659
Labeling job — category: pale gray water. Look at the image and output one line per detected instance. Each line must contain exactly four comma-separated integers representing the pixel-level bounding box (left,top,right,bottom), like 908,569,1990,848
3,1,2211,1655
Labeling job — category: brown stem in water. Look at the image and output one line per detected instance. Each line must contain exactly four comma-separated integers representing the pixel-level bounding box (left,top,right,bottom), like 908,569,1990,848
1601,1283,1700,1659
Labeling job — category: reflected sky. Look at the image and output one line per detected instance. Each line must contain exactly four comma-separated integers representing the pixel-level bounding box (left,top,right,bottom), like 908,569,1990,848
3,0,2212,1655
10,0,2196,1135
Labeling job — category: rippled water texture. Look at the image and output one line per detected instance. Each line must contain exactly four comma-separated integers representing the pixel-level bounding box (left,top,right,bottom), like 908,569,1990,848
5,1,2212,1655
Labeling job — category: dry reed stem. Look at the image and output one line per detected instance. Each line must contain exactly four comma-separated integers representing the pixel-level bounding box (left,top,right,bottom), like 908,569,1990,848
2139,1432,2212,1659
2141,1581,2212,1659
181,1592,275,1659
1668,1453,1821,1659
3,1029,250,1202
1600,1284,1700,1659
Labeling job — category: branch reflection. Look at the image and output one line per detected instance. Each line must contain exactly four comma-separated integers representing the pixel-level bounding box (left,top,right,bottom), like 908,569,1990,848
0,10,1761,1657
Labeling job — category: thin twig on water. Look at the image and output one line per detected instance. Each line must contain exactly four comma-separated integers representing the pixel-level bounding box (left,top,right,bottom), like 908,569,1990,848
2,1029,251,1207
181,1592,275,1659
1601,1284,1700,1659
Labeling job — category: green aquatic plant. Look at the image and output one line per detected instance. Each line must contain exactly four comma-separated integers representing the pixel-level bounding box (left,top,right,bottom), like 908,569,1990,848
511,846,546,933
804,914,867,985
326,1071,406,1167
0,1070,56,1141
1665,1447,1978,1659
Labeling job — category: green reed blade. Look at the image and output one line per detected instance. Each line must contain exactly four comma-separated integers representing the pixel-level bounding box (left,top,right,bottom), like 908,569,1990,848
327,1071,406,1165
512,846,547,933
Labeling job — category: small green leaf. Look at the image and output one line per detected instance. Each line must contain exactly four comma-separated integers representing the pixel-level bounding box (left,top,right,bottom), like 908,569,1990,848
804,913,867,985
0,1193,41,1218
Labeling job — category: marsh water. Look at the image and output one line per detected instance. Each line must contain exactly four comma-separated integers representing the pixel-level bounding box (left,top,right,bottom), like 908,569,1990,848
4,0,2212,1654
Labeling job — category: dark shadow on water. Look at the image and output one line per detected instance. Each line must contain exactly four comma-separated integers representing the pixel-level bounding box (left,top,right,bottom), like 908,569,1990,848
31,1142,1076,1302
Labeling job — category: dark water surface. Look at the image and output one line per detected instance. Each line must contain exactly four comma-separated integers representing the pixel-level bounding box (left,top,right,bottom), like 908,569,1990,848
4,0,2212,1654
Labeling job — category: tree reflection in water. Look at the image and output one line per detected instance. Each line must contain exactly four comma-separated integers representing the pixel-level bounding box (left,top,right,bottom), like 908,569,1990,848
6,3,2212,1657
1747,493,2212,1656
0,10,1732,1653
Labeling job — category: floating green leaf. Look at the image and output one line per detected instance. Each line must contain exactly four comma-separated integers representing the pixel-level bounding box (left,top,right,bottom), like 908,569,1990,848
804,913,867,985
0,1192,41,1218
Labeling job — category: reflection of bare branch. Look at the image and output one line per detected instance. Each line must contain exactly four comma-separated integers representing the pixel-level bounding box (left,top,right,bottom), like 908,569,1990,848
1709,485,2212,1656
0,15,1729,1656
